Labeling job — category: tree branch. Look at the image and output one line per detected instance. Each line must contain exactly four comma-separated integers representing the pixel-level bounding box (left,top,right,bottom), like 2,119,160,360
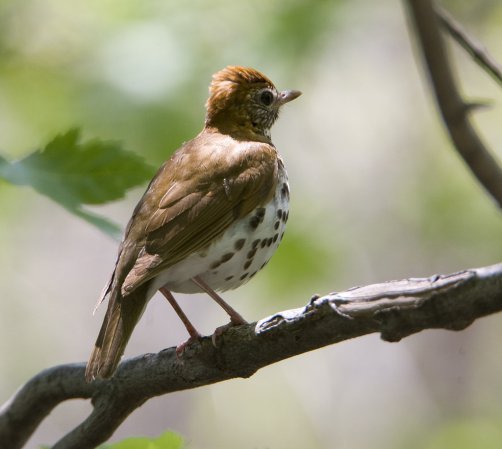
436,6,502,86
406,0,502,209
1,263,501,449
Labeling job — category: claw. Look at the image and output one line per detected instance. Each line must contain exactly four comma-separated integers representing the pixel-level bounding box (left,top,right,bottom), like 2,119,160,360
175,333,202,357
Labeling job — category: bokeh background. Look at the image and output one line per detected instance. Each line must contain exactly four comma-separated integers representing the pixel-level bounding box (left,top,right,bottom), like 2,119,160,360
1,0,502,448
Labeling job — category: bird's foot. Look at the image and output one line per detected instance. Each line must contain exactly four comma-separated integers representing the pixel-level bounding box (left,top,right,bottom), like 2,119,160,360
175,332,202,357
211,316,248,347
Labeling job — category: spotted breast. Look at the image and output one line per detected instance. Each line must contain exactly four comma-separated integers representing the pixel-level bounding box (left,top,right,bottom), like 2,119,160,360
146,154,289,295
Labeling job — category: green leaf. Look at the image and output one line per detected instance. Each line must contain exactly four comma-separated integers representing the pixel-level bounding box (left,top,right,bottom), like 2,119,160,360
98,430,184,449
3,128,155,204
0,129,155,238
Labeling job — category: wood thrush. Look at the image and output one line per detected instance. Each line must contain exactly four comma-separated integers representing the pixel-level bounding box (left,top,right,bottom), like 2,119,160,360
85,66,301,381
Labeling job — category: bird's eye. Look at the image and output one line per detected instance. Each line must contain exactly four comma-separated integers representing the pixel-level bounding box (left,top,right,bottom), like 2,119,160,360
259,89,275,106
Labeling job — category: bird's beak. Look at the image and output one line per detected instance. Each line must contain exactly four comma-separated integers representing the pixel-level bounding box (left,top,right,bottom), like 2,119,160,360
277,89,302,106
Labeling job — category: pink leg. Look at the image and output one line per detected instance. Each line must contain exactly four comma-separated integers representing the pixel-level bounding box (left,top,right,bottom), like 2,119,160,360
159,287,201,355
191,276,247,325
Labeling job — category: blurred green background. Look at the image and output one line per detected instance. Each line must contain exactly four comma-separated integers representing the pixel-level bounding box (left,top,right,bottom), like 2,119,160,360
1,0,502,448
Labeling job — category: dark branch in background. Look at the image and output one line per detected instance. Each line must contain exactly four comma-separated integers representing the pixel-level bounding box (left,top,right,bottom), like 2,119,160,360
436,6,502,86
406,0,502,208
0,263,501,449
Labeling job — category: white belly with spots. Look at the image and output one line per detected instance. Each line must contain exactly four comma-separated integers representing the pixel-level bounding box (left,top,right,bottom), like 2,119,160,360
149,173,290,295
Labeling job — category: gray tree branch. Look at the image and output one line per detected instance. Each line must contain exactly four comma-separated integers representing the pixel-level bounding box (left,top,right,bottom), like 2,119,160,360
406,0,502,208
1,263,501,449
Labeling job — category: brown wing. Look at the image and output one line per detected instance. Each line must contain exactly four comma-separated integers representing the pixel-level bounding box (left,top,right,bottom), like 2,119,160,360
116,131,279,297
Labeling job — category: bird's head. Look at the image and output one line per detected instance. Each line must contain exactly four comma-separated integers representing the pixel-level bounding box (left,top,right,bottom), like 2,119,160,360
205,66,301,141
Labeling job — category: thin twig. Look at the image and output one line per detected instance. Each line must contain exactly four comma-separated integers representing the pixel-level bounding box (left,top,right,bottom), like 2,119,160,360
1,263,501,449
436,5,502,86
406,0,502,209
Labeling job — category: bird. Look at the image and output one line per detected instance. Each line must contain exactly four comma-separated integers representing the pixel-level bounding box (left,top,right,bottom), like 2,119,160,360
85,66,301,382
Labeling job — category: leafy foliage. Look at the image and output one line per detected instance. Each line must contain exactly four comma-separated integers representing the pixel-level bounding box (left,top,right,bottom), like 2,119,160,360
418,418,502,449
263,0,336,65
98,430,184,449
39,431,184,449
0,129,155,239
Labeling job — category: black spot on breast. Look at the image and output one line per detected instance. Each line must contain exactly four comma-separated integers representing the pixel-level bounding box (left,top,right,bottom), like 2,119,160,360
250,271,258,279
210,261,221,269
220,252,235,263
277,209,283,220
234,239,246,250
261,240,267,248
274,221,280,230
247,248,257,259
252,239,261,249
249,207,266,230
281,183,289,200
267,237,273,247
225,275,234,281
240,272,249,281
280,231,285,241
244,260,252,270
283,211,289,223
273,234,278,243
249,216,260,229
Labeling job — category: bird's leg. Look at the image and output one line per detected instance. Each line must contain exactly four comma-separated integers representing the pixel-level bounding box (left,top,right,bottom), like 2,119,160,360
159,287,201,355
191,276,248,347
191,276,247,325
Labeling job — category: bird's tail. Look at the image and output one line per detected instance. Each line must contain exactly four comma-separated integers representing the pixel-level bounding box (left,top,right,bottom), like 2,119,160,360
85,291,147,382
